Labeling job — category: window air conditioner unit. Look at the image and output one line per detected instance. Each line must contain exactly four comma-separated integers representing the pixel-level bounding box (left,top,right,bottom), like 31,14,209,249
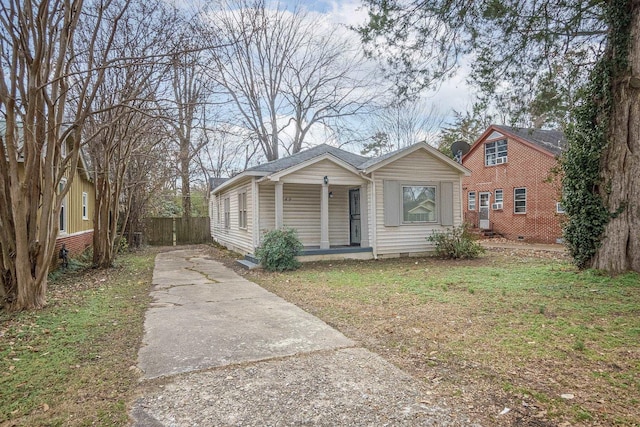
492,203,503,210
495,156,507,164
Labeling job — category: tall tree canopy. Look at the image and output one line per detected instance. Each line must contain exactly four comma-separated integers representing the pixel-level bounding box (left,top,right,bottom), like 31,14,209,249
360,0,639,274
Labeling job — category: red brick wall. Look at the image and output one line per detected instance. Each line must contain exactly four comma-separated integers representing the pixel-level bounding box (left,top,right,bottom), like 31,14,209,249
462,134,564,243
54,230,93,264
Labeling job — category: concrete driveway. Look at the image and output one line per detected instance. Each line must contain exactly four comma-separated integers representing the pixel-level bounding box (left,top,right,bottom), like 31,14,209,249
129,248,477,426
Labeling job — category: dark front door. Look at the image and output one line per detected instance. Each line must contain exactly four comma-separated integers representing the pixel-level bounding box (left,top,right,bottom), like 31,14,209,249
349,189,361,246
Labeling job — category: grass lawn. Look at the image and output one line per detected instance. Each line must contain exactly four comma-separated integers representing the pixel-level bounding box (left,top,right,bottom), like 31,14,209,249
246,248,640,426
0,249,156,427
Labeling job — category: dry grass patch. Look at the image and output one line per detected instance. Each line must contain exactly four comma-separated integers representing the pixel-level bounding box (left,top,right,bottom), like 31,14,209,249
243,249,640,427
0,248,158,427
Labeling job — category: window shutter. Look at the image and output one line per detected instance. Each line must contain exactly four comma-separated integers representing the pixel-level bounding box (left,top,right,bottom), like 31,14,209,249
383,180,400,226
440,182,454,226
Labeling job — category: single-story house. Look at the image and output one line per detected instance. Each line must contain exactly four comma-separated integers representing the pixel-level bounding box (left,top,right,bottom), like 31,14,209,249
210,142,470,261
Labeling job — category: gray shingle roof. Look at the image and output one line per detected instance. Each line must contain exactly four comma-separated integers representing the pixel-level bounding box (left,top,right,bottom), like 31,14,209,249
494,125,566,156
246,143,370,173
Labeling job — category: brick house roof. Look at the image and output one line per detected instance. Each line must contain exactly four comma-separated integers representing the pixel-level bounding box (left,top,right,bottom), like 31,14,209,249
493,125,566,156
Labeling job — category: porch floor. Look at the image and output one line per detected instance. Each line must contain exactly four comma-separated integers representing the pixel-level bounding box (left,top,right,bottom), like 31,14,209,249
240,246,373,268
301,246,373,256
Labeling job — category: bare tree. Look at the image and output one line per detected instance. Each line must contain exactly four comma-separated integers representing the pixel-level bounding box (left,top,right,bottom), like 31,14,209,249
202,0,383,161
362,100,445,155
164,28,212,219
0,0,132,310
79,0,171,267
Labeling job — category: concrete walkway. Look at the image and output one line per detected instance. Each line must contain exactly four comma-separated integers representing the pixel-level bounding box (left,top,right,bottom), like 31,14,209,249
129,248,476,426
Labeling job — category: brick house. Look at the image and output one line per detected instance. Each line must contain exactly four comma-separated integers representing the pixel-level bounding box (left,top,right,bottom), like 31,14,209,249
462,125,566,243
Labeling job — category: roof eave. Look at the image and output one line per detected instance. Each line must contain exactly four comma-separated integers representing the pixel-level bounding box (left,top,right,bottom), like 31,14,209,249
212,171,268,194
363,142,471,176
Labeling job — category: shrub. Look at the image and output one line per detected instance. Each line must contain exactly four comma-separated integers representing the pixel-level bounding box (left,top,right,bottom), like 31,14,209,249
427,224,485,259
255,227,303,272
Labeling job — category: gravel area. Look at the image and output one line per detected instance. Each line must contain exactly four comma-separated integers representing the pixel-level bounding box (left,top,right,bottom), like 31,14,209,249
132,348,479,427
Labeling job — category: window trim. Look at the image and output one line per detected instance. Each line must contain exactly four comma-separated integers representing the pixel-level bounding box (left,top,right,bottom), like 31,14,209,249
401,184,438,224
82,192,88,220
485,139,508,166
238,191,247,229
468,191,476,211
58,178,68,234
223,197,230,229
514,187,527,214
493,189,503,210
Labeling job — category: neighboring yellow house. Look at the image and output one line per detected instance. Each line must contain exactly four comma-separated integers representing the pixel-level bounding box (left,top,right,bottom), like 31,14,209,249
55,145,95,258
2,121,95,259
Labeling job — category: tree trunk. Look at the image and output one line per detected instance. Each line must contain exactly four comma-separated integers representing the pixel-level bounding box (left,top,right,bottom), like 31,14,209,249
593,1,640,273
181,150,192,219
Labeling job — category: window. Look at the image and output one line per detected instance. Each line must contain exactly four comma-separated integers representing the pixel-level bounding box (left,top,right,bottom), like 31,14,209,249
485,139,508,166
238,192,247,229
402,185,437,223
556,202,565,214
468,191,476,210
514,188,527,214
223,197,230,229
493,189,503,210
58,179,67,233
82,192,88,219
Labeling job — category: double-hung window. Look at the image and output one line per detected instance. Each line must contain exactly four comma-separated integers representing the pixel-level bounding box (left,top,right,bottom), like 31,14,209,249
402,185,437,223
82,192,88,220
514,188,527,214
493,189,503,210
468,191,476,211
485,139,508,166
238,192,247,229
223,197,230,229
58,179,67,233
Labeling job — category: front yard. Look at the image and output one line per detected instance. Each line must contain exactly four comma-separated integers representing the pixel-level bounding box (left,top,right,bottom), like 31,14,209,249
242,247,640,426
1,245,638,426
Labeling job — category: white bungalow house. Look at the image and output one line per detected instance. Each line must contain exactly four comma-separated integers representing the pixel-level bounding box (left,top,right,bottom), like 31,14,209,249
209,142,470,262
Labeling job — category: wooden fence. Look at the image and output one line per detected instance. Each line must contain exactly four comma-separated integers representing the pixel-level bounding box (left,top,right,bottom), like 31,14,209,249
144,217,211,246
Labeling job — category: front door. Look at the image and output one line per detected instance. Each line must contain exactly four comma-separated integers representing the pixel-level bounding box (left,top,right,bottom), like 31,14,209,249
349,189,361,246
479,192,490,229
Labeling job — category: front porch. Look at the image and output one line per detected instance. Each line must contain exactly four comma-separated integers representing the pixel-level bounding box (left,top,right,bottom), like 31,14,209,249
238,245,374,269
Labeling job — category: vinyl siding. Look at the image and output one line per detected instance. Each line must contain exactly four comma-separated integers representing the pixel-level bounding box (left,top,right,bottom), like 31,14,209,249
254,182,353,247
280,159,366,186
210,178,254,255
374,149,463,256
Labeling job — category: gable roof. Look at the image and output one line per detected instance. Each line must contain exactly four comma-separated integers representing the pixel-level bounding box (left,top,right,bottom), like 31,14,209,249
246,144,369,174
360,141,471,175
1,120,93,182
493,125,566,156
212,141,469,194
467,124,566,159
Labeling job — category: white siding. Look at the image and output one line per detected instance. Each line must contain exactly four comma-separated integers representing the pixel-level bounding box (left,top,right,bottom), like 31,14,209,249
281,159,366,186
211,179,254,255
257,182,352,247
373,149,463,257
258,183,275,234
328,186,350,246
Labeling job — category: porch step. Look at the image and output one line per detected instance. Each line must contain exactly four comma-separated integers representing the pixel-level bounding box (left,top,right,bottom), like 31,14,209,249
244,254,260,264
236,259,259,269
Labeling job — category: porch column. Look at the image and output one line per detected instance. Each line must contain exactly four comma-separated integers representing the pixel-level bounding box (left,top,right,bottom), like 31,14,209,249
320,182,329,249
275,181,284,229
360,183,370,247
